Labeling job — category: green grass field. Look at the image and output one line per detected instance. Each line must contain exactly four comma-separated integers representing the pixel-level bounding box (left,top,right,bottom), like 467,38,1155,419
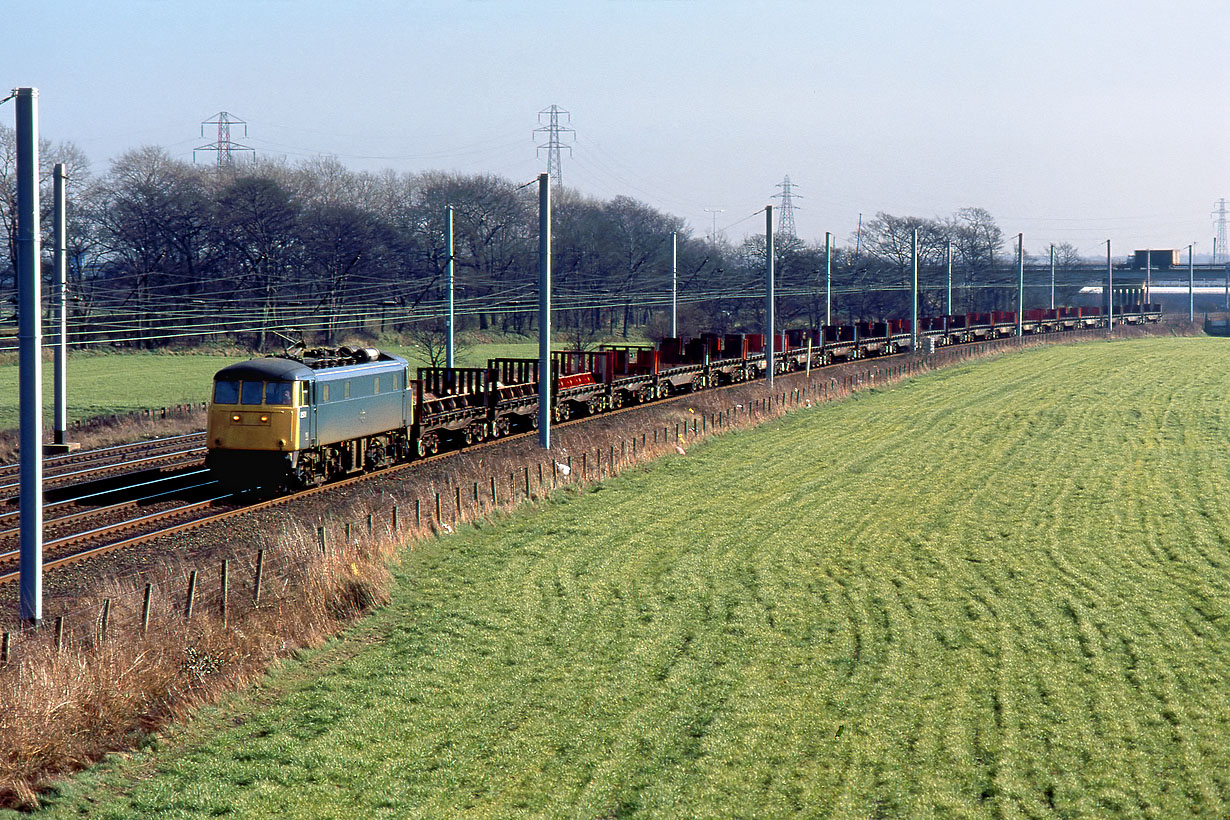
16,337,1230,818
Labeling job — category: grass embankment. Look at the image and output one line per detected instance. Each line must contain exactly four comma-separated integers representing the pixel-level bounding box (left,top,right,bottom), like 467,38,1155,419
17,337,1230,818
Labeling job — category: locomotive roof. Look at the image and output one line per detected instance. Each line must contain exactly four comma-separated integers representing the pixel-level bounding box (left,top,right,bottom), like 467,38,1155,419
213,358,316,381
311,356,407,381
213,350,409,383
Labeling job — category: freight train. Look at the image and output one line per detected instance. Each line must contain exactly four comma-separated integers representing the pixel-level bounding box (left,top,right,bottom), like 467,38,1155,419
205,305,1162,489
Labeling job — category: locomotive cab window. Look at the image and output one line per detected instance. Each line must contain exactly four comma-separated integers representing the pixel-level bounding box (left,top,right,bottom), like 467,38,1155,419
299,382,309,404
214,379,240,404
240,381,264,405
265,381,293,406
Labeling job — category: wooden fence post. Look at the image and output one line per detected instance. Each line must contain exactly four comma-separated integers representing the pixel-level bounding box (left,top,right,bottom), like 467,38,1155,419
220,559,229,625
185,571,198,621
100,598,111,642
142,583,153,634
1,632,8,665
318,526,327,556
254,548,265,605
55,616,65,652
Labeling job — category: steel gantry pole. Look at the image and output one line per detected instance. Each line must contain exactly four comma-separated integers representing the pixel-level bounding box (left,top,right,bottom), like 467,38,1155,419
1049,244,1056,310
53,163,68,447
670,231,677,338
1106,240,1114,329
1016,233,1024,336
1216,237,1224,310
16,88,43,624
1188,244,1195,322
825,231,832,327
1145,249,1151,307
1215,238,1225,312
765,205,775,388
911,228,919,351
537,174,551,449
946,241,953,315
446,205,455,369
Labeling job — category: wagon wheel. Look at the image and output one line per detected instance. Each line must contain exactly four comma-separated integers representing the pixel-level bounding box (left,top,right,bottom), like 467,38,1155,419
610,392,624,410
416,437,428,458
464,427,474,446
428,434,440,455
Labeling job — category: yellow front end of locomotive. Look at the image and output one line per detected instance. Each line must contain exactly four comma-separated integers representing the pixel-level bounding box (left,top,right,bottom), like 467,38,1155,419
207,399,301,453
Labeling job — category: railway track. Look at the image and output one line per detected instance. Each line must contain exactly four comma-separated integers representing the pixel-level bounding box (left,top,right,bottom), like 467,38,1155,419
0,432,208,498
0,358,727,586
0,329,1102,587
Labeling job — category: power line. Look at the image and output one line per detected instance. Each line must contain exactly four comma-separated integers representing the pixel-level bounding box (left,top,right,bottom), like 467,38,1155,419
534,105,574,187
703,209,725,244
1213,198,1228,264
193,112,255,172
773,176,801,238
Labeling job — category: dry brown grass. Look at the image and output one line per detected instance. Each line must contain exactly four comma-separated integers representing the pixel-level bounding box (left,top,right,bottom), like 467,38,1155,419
0,323,1195,809
0,514,393,809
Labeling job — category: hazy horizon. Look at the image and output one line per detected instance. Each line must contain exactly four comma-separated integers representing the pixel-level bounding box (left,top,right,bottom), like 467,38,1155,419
5,0,1228,258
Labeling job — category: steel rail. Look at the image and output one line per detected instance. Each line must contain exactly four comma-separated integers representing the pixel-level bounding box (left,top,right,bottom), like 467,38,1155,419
0,326,1098,587
0,432,206,478
0,447,206,494
0,478,220,544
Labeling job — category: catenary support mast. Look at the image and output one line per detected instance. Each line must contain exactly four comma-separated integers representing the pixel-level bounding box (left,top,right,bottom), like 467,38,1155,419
16,88,43,624
537,174,551,449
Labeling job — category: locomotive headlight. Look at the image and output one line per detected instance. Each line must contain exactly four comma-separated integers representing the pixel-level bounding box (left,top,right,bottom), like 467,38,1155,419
231,414,241,422
260,415,270,423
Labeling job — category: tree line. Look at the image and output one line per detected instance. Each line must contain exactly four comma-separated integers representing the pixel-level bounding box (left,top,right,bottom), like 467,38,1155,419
0,126,1086,351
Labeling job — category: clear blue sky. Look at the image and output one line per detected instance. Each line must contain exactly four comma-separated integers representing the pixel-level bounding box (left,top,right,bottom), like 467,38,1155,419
6,0,1228,257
